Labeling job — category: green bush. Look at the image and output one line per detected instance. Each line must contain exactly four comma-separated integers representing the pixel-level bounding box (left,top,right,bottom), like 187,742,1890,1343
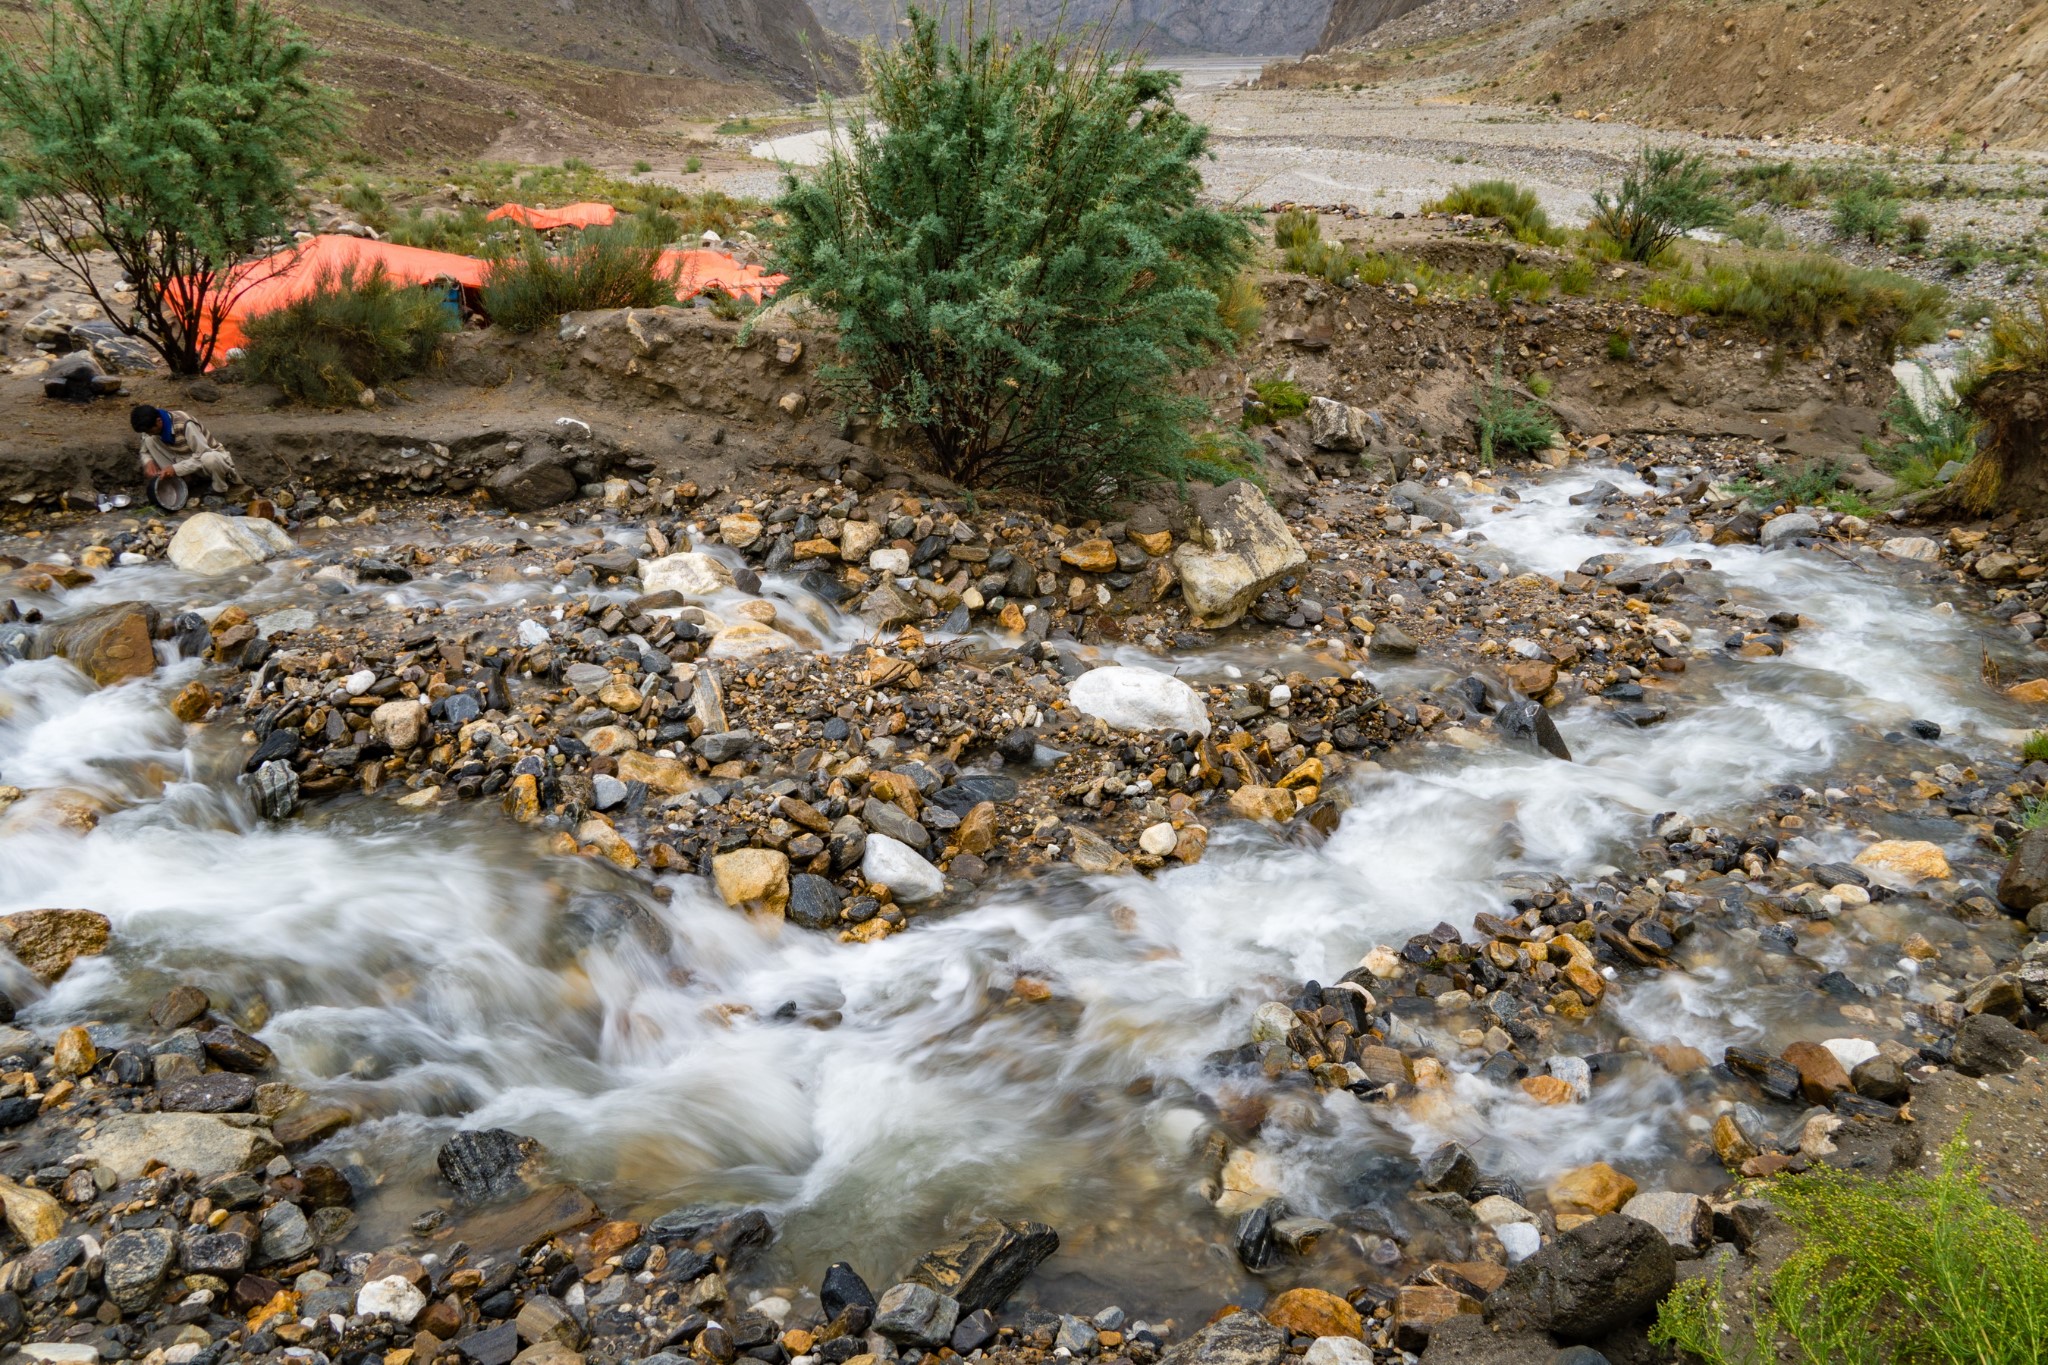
2023,730,2048,764
1832,186,1903,244
382,203,493,255
772,9,1254,505
1488,260,1552,303
1607,330,1633,360
1425,179,1557,242
0,0,339,373
1652,1136,2048,1365
1472,356,1556,465
1273,208,1319,251
1558,257,1595,294
1643,254,1947,358
481,225,682,332
1590,147,1730,263
1876,361,1977,492
1728,159,1818,208
242,262,454,405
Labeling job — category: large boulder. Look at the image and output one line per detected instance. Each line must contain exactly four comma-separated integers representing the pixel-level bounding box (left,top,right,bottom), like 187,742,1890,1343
1953,1013,2039,1077
639,552,734,599
1067,665,1211,738
167,513,293,574
76,1112,279,1181
1389,480,1463,528
1999,826,2048,913
485,452,578,511
1170,481,1307,628
41,603,158,685
1485,1214,1676,1342
1308,397,1366,452
0,909,110,984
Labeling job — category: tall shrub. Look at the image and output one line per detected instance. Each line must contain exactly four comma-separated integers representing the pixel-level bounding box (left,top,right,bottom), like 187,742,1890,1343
772,9,1255,506
0,0,338,373
242,262,453,405
1590,147,1729,264
481,226,683,332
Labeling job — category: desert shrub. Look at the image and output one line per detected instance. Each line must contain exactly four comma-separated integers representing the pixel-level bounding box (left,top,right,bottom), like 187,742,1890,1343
633,159,652,174
1982,286,2048,379
1243,376,1308,425
1875,361,1977,492
1590,146,1729,263
1724,214,1788,250
1425,179,1557,242
1216,271,1265,343
338,178,390,228
773,10,1253,505
1903,212,1932,246
1273,208,1319,251
1643,254,1946,358
685,156,703,174
242,262,453,405
1558,257,1595,294
1832,186,1902,244
1487,260,1552,302
1728,159,1818,208
1472,355,1556,465
481,225,682,332
1652,1136,2048,1365
382,203,493,255
2024,731,2048,764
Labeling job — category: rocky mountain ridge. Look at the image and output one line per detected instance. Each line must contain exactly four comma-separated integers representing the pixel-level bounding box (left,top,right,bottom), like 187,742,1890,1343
813,0,1331,55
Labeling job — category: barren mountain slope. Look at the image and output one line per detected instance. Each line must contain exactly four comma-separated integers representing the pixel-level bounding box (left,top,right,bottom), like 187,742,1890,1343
813,0,1331,55
1293,0,2048,149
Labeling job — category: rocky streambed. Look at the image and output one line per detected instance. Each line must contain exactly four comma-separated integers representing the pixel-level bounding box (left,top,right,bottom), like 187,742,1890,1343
0,437,2046,1365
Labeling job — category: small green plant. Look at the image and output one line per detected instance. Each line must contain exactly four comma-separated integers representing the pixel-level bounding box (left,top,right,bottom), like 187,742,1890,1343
481,225,683,332
1607,330,1633,360
338,177,390,227
715,115,758,135
1424,179,1557,242
242,262,454,405
685,156,703,174
1751,459,1844,507
1590,146,1730,263
1832,186,1902,244
1526,374,1553,399
2023,731,2048,764
1903,212,1933,246
1216,271,1264,343
1487,260,1553,303
633,159,652,174
2020,794,2048,828
1652,1135,2048,1365
1728,159,1818,209
382,202,493,255
1724,214,1789,250
1876,362,1978,492
1558,257,1595,294
1640,255,1947,358
1273,208,1319,251
562,156,592,172
1244,376,1309,425
1472,353,1557,465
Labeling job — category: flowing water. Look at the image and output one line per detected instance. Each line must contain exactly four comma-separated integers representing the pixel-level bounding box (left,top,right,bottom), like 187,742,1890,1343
0,466,2034,1321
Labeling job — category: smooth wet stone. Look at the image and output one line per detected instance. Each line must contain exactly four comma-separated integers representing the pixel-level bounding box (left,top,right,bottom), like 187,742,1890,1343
872,1282,958,1347
1067,666,1211,738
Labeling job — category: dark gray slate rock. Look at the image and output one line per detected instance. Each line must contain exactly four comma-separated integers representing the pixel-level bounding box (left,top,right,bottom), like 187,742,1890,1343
102,1228,175,1312
872,1282,958,1347
1953,1013,2038,1077
1159,1309,1286,1365
786,874,843,931
157,1073,255,1112
1999,826,2048,913
486,454,578,512
437,1128,542,1203
1485,1214,1676,1342
907,1219,1059,1312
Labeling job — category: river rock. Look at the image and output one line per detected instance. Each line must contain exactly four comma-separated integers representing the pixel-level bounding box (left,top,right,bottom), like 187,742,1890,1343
863,798,930,850
1953,1013,2037,1076
908,1218,1059,1312
0,1177,63,1245
42,602,159,685
1760,512,1820,549
640,552,734,598
1308,397,1366,452
0,909,110,984
1160,1309,1286,1365
873,1282,959,1347
358,1274,428,1325
1265,1287,1363,1338
712,848,790,917
1304,1338,1373,1365
1853,838,1950,882
77,1112,277,1181
786,874,843,930
1373,623,1420,654
167,513,293,573
249,759,298,820
1547,1163,1636,1216
1421,1141,1479,1195
1618,1191,1712,1255
1496,698,1570,760
1485,1214,1676,1341
437,1128,543,1203
258,1200,314,1262
101,1228,175,1312
159,1073,256,1112
1170,480,1308,628
485,453,578,511
707,620,799,661
863,833,945,903
821,1261,875,1318
371,698,426,751
1068,666,1211,737
1389,480,1463,528
1999,826,2048,912
1781,1040,1851,1103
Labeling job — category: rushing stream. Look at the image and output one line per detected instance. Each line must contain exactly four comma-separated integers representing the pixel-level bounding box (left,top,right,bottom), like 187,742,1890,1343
0,465,2035,1321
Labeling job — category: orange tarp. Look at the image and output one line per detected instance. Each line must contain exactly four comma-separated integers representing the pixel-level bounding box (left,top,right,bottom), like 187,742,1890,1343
661,248,787,304
203,234,488,359
487,201,618,231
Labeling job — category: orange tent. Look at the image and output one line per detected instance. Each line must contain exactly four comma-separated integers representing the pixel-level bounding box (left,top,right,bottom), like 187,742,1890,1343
486,202,618,231
661,248,787,304
203,234,488,359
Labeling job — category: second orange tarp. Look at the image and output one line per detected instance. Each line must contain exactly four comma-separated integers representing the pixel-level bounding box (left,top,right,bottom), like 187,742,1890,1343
486,202,619,231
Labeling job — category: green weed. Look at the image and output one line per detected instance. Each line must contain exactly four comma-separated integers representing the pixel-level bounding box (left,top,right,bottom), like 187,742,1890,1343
1424,179,1559,243
242,261,453,406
